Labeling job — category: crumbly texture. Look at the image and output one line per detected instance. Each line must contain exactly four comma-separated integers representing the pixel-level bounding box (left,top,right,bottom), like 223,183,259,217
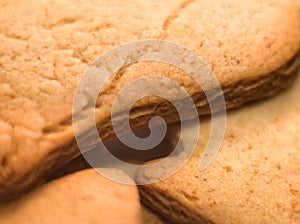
138,71,300,224
0,0,300,201
0,169,141,224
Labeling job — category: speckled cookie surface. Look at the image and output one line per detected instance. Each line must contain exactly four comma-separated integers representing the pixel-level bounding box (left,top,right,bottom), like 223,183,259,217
0,0,299,201
138,71,300,224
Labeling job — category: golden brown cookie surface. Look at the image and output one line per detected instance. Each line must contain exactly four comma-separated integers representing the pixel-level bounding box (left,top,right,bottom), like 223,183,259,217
0,169,141,224
138,71,300,224
0,0,299,201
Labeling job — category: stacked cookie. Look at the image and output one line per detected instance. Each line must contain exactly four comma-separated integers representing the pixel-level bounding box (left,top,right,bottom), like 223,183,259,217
0,0,299,223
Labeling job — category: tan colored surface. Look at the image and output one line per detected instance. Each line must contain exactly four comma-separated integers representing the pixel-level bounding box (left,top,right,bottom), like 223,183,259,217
138,71,300,224
0,0,300,201
0,169,141,224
